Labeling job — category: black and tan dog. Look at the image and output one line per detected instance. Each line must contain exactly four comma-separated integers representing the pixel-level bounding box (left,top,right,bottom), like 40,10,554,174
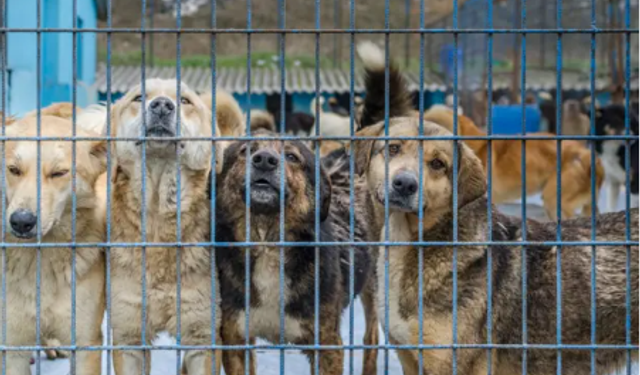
352,45,639,374
214,130,379,375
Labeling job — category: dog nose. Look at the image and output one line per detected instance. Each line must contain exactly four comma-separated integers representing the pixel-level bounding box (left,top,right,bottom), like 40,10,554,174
149,97,175,117
252,150,279,172
9,209,37,235
392,172,418,196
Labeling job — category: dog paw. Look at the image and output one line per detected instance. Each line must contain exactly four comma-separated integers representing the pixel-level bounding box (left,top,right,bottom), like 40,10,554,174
43,339,70,360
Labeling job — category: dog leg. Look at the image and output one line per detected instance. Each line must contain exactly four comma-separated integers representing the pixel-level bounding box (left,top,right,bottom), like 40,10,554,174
113,349,151,375
360,278,379,375
395,349,420,375
183,349,221,375
1,352,31,375
75,339,102,375
220,321,256,375
303,331,344,375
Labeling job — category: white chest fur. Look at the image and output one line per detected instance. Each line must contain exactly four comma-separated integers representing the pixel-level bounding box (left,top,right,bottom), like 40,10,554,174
235,248,305,344
376,213,415,344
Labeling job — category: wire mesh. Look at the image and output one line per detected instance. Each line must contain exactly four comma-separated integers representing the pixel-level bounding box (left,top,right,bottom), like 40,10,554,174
0,0,637,375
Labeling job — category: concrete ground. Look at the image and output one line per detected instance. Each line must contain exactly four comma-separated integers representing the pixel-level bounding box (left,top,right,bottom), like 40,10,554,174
31,186,638,375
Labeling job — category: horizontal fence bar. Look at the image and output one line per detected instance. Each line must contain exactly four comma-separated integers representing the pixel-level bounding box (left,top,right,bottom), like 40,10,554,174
1,241,636,248
0,27,637,34
1,135,638,142
0,344,636,351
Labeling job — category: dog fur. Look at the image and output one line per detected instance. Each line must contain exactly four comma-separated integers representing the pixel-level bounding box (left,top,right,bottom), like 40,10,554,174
214,130,378,375
562,99,590,144
1,115,107,374
108,79,223,375
423,106,605,220
353,116,638,375
593,104,640,211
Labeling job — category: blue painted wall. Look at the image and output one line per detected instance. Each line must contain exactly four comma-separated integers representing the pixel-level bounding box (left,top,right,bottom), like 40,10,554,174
6,0,97,116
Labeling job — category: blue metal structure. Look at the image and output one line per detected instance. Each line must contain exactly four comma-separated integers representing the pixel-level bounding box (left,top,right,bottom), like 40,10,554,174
0,0,638,374
4,0,106,116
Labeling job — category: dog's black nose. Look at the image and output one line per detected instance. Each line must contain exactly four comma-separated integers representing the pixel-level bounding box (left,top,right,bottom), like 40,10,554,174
149,97,175,117
392,172,418,196
252,150,279,172
9,209,37,235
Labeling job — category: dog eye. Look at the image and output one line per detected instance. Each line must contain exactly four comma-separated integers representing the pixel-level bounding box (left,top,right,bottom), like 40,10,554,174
7,166,21,176
180,97,192,105
49,170,69,179
133,95,143,103
285,153,300,163
388,144,401,156
428,158,445,171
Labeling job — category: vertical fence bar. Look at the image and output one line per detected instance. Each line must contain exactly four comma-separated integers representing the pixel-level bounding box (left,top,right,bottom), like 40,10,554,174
70,0,79,372
347,0,356,372
555,0,563,373
105,0,114,371
383,1,391,374
0,0,6,372
623,0,632,373
417,0,426,372
313,0,321,373
35,0,42,370
243,0,252,373
404,0,411,68
588,0,597,375
485,0,494,371
174,0,183,372
139,0,149,372
208,0,218,373
277,0,286,373
452,0,460,373
332,0,340,67
519,1,528,374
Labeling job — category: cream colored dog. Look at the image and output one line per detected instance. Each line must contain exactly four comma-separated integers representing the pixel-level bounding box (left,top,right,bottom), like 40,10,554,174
2,115,107,374
108,79,222,375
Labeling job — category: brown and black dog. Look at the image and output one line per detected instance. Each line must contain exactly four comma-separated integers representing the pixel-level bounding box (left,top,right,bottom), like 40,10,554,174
214,130,379,375
352,42,639,374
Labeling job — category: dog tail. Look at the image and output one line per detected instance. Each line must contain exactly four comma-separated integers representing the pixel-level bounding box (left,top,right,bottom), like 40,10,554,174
250,110,276,133
201,89,245,137
357,41,413,128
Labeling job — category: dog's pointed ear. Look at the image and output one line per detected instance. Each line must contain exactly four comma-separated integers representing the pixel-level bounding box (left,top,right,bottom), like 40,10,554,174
456,140,486,208
350,122,385,176
320,167,332,222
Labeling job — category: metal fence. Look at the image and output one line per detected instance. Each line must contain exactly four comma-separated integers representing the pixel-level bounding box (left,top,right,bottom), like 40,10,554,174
0,0,638,375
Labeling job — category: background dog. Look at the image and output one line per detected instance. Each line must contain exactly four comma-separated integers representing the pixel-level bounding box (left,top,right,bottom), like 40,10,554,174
108,79,222,375
214,130,378,375
2,115,107,374
593,104,639,211
423,106,605,220
354,117,638,375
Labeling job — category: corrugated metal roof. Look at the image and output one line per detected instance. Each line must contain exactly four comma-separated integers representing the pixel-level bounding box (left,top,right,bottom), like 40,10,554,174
95,64,638,95
94,64,447,95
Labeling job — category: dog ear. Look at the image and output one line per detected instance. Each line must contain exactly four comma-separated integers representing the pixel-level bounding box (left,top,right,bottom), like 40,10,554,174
456,140,486,208
320,167,332,222
351,122,385,176
88,139,108,177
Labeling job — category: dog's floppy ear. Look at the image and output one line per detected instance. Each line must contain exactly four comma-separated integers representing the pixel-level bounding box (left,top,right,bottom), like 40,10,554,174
352,122,385,176
319,166,332,222
88,139,108,179
456,140,486,208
